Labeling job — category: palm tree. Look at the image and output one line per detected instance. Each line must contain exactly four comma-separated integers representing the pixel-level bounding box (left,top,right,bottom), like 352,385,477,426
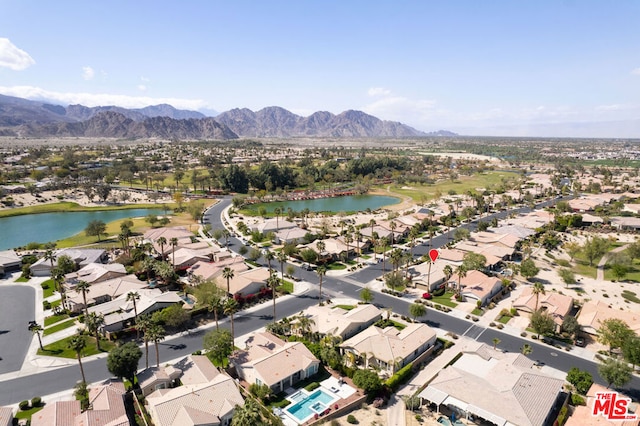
44,248,56,269
30,323,44,350
492,337,501,350
136,315,153,368
231,399,263,426
222,229,231,248
390,248,403,273
157,236,167,260
276,250,287,279
51,267,67,308
455,265,467,297
389,220,397,245
68,333,87,383
170,237,179,268
222,267,235,296
443,264,453,283
274,207,281,231
264,249,274,272
148,324,166,367
207,288,224,331
127,291,141,339
354,229,362,259
85,312,104,351
267,272,280,323
224,298,239,341
316,265,327,305
378,237,388,274
520,344,533,355
294,315,315,340
75,280,91,318
315,240,325,263
344,233,353,261
532,282,545,311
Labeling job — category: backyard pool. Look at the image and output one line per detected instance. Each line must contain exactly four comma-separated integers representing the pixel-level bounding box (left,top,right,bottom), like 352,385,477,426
285,388,338,424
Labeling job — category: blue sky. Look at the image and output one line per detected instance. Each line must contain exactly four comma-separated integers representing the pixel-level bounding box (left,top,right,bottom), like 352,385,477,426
1,1,639,137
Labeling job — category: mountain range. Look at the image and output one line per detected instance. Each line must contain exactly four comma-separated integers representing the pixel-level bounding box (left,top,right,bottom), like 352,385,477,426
0,94,455,140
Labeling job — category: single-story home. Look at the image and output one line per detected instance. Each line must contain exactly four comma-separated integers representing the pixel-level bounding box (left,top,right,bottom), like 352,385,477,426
137,365,182,397
64,262,127,287
577,300,640,336
419,343,564,426
274,226,308,244
253,218,298,235
0,250,21,273
143,226,196,257
30,248,107,277
217,267,270,297
565,383,638,426
300,304,382,340
450,270,503,306
66,274,148,313
0,407,12,426
610,216,640,231
230,332,320,393
341,323,437,376
409,261,447,292
513,287,573,331
188,257,248,284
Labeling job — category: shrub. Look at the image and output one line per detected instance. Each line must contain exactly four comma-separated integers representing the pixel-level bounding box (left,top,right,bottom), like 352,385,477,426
571,394,586,406
305,382,320,392
521,332,527,337
31,397,42,407
385,362,413,391
19,400,29,410
347,414,358,424
415,414,423,422
497,324,504,330
43,300,51,310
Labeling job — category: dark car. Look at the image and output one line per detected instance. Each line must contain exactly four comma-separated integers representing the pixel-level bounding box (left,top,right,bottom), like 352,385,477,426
575,336,586,347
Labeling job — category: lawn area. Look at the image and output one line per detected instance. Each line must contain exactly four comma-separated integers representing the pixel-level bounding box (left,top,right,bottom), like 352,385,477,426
44,313,70,327
41,279,56,298
15,405,44,421
604,251,640,282
326,262,347,271
378,171,520,203
431,291,458,308
621,290,640,304
333,304,356,311
43,318,76,336
0,201,173,218
15,276,30,282
573,242,624,280
277,279,294,294
38,335,116,358
471,308,483,316
498,315,512,324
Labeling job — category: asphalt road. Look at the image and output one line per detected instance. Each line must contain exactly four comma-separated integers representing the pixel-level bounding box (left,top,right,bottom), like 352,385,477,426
2,194,639,405
0,285,35,374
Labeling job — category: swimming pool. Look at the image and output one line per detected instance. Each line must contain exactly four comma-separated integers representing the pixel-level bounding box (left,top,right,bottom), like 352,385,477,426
285,389,338,423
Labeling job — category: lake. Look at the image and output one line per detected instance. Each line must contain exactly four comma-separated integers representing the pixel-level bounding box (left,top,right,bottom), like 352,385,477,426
0,208,164,250
246,195,400,214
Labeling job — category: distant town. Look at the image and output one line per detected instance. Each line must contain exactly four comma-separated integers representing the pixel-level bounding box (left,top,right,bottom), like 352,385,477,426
0,136,639,426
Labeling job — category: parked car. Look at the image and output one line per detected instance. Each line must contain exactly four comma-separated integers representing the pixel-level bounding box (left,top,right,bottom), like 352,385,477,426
575,336,586,347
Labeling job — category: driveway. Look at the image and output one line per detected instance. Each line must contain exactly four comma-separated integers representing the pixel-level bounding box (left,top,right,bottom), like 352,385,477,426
0,284,35,374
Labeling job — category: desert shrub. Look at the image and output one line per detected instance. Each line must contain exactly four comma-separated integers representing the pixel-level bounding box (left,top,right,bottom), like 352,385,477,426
347,414,358,424
19,401,29,410
31,397,42,407
305,382,320,392
571,394,586,406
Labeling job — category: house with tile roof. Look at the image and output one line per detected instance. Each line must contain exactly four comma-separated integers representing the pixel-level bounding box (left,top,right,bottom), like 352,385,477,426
513,287,573,332
565,383,638,426
0,407,12,426
143,226,196,257
230,332,320,393
174,355,223,386
300,304,382,340
0,250,21,274
451,269,503,306
577,300,640,336
65,274,148,313
30,248,107,277
145,368,243,426
187,256,247,283
64,262,127,287
419,343,564,426
408,261,447,292
340,323,437,375
137,365,182,396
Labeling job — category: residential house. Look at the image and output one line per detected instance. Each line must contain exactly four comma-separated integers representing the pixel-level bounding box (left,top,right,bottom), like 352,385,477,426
610,216,640,231
230,332,320,393
488,224,536,240
137,365,182,396
623,203,640,214
218,267,270,297
65,274,148,313
419,343,564,426
0,407,12,426
513,287,573,332
300,304,382,340
577,301,640,336
274,226,308,244
188,257,247,284
175,355,223,386
144,226,195,257
455,241,514,261
581,213,605,227
438,248,502,270
31,380,127,426
470,231,521,251
169,247,210,271
340,323,437,375
64,262,127,287
254,218,298,235
565,383,639,426
30,248,107,277
450,270,503,306
89,288,183,333
0,250,21,274
409,261,447,292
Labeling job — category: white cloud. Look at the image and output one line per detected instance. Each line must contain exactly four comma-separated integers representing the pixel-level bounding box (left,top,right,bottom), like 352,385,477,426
367,87,391,97
137,84,147,91
0,85,211,110
631,68,640,75
82,66,95,80
0,38,35,70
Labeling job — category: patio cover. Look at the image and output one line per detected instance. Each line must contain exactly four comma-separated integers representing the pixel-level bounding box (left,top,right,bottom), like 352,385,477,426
466,404,508,426
443,395,469,411
418,386,448,405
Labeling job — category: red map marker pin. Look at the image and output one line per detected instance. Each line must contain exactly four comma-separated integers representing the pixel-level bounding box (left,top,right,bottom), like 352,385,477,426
428,249,439,263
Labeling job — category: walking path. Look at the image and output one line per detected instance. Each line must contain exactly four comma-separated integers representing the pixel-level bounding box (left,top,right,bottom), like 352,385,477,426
596,243,629,281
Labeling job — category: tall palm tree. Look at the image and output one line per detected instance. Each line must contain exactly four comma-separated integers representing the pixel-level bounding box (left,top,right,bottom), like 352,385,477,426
264,249,274,272
207,286,224,331
369,219,376,243
389,221,397,245
231,399,263,426
75,280,91,318
492,337,501,350
344,233,353,261
224,298,239,341
127,291,141,339
44,248,56,269
443,264,453,288
379,237,388,274
85,312,104,351
51,267,67,308
532,282,545,311
157,236,167,260
315,240,325,263
520,344,533,355
222,267,235,296
316,265,327,305
222,229,231,248
390,248,403,273
455,265,467,297
148,324,166,367
276,250,287,279
354,229,362,259
30,323,44,350
136,314,153,368
68,333,87,384
267,272,280,323
170,237,179,268
274,207,281,231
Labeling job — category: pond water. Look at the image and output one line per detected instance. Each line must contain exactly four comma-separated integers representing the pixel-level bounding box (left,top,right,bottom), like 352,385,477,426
0,208,164,250
247,195,399,214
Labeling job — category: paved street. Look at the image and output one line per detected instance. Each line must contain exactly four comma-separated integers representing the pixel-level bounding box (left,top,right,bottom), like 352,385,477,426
1,194,639,406
0,285,35,374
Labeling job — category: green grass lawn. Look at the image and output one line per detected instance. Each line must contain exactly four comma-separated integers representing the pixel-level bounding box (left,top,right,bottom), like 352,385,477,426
333,304,356,311
44,313,70,327
15,405,44,420
604,251,640,282
43,318,76,336
41,279,56,298
277,279,294,294
431,291,458,308
471,308,483,316
15,276,30,282
621,290,640,304
498,315,512,324
326,262,347,271
377,171,520,203
0,201,175,218
37,335,116,358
